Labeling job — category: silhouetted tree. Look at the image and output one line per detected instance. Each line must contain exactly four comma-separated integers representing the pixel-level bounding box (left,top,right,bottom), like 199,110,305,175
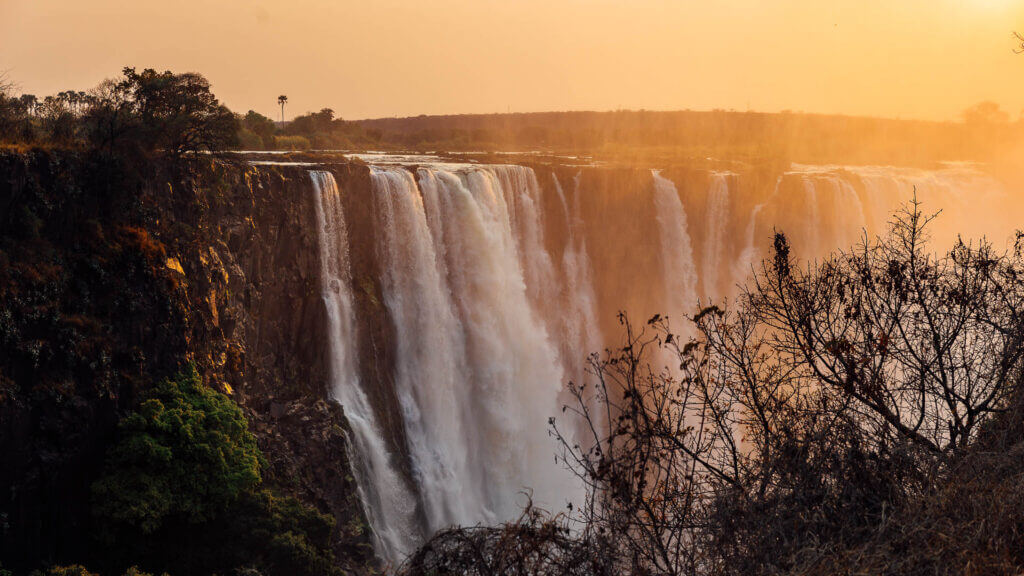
278,94,288,123
117,67,239,156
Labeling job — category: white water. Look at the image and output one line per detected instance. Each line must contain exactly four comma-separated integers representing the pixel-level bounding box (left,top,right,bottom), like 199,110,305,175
651,170,698,322
552,172,603,388
362,165,587,562
310,161,1006,566
309,171,420,561
701,173,731,298
368,167,476,531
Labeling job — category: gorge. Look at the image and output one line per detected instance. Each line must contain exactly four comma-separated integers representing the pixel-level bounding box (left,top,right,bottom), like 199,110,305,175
0,148,1014,573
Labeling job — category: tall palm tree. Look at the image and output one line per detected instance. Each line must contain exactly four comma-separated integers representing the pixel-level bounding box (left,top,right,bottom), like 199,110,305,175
277,95,288,123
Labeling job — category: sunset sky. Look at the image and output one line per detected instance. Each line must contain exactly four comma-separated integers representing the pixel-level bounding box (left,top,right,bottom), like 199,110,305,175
3,0,1024,121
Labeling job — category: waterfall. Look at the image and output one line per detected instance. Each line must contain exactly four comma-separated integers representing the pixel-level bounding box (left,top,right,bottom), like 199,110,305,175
368,167,476,531
802,177,823,258
309,171,420,562
420,166,578,522
735,202,766,290
491,165,559,314
701,173,731,298
363,164,583,558
834,176,868,248
552,172,603,387
651,170,698,321
308,159,1005,566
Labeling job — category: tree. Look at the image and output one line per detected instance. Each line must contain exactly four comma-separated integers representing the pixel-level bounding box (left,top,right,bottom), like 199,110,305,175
88,365,345,576
278,94,288,123
91,364,262,535
242,110,277,148
18,94,37,116
117,67,239,155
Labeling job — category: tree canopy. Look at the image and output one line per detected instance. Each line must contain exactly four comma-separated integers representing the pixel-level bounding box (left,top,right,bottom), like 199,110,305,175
91,364,262,534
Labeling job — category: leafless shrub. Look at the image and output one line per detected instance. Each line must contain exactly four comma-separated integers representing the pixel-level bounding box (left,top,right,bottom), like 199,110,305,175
399,497,600,576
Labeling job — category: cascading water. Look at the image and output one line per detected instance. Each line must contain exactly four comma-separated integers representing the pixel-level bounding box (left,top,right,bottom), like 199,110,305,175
362,164,588,563
651,169,698,321
308,160,1006,566
309,171,420,561
368,167,475,531
701,173,731,298
552,172,603,388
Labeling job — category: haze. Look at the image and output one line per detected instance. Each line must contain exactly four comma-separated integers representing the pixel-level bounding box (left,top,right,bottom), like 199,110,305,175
3,0,1024,121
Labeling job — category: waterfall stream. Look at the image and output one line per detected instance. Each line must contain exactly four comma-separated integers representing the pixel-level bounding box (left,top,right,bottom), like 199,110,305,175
310,171,420,561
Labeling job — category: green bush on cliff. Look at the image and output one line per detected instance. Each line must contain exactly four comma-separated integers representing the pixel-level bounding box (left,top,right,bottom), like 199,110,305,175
89,365,343,576
91,364,261,534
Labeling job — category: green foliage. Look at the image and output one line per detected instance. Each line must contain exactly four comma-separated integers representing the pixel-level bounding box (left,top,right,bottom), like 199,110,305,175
224,490,344,576
91,364,261,535
241,110,277,149
85,364,345,576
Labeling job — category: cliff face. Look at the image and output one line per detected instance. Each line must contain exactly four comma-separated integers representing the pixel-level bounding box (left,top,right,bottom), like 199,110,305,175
0,152,376,573
148,160,380,569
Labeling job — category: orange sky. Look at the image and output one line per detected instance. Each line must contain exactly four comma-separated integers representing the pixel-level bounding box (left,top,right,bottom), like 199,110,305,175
2,0,1024,121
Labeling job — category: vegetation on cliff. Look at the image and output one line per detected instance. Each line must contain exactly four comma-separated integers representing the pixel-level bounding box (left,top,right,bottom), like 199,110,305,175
0,149,366,576
91,365,262,534
90,367,343,576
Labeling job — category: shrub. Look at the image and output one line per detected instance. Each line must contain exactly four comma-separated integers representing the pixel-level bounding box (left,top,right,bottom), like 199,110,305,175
237,128,264,150
91,364,261,535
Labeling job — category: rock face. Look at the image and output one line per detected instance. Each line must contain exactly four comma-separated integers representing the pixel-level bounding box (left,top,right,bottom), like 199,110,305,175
0,152,377,573
146,160,381,571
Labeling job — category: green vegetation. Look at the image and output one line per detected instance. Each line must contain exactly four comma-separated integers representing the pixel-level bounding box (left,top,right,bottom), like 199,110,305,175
91,365,261,535
88,367,343,576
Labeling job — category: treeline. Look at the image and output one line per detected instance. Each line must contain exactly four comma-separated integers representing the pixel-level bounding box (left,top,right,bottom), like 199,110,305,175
356,108,1024,164
0,69,236,159
0,69,386,154
238,108,384,150
6,67,1024,164
402,204,1024,576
